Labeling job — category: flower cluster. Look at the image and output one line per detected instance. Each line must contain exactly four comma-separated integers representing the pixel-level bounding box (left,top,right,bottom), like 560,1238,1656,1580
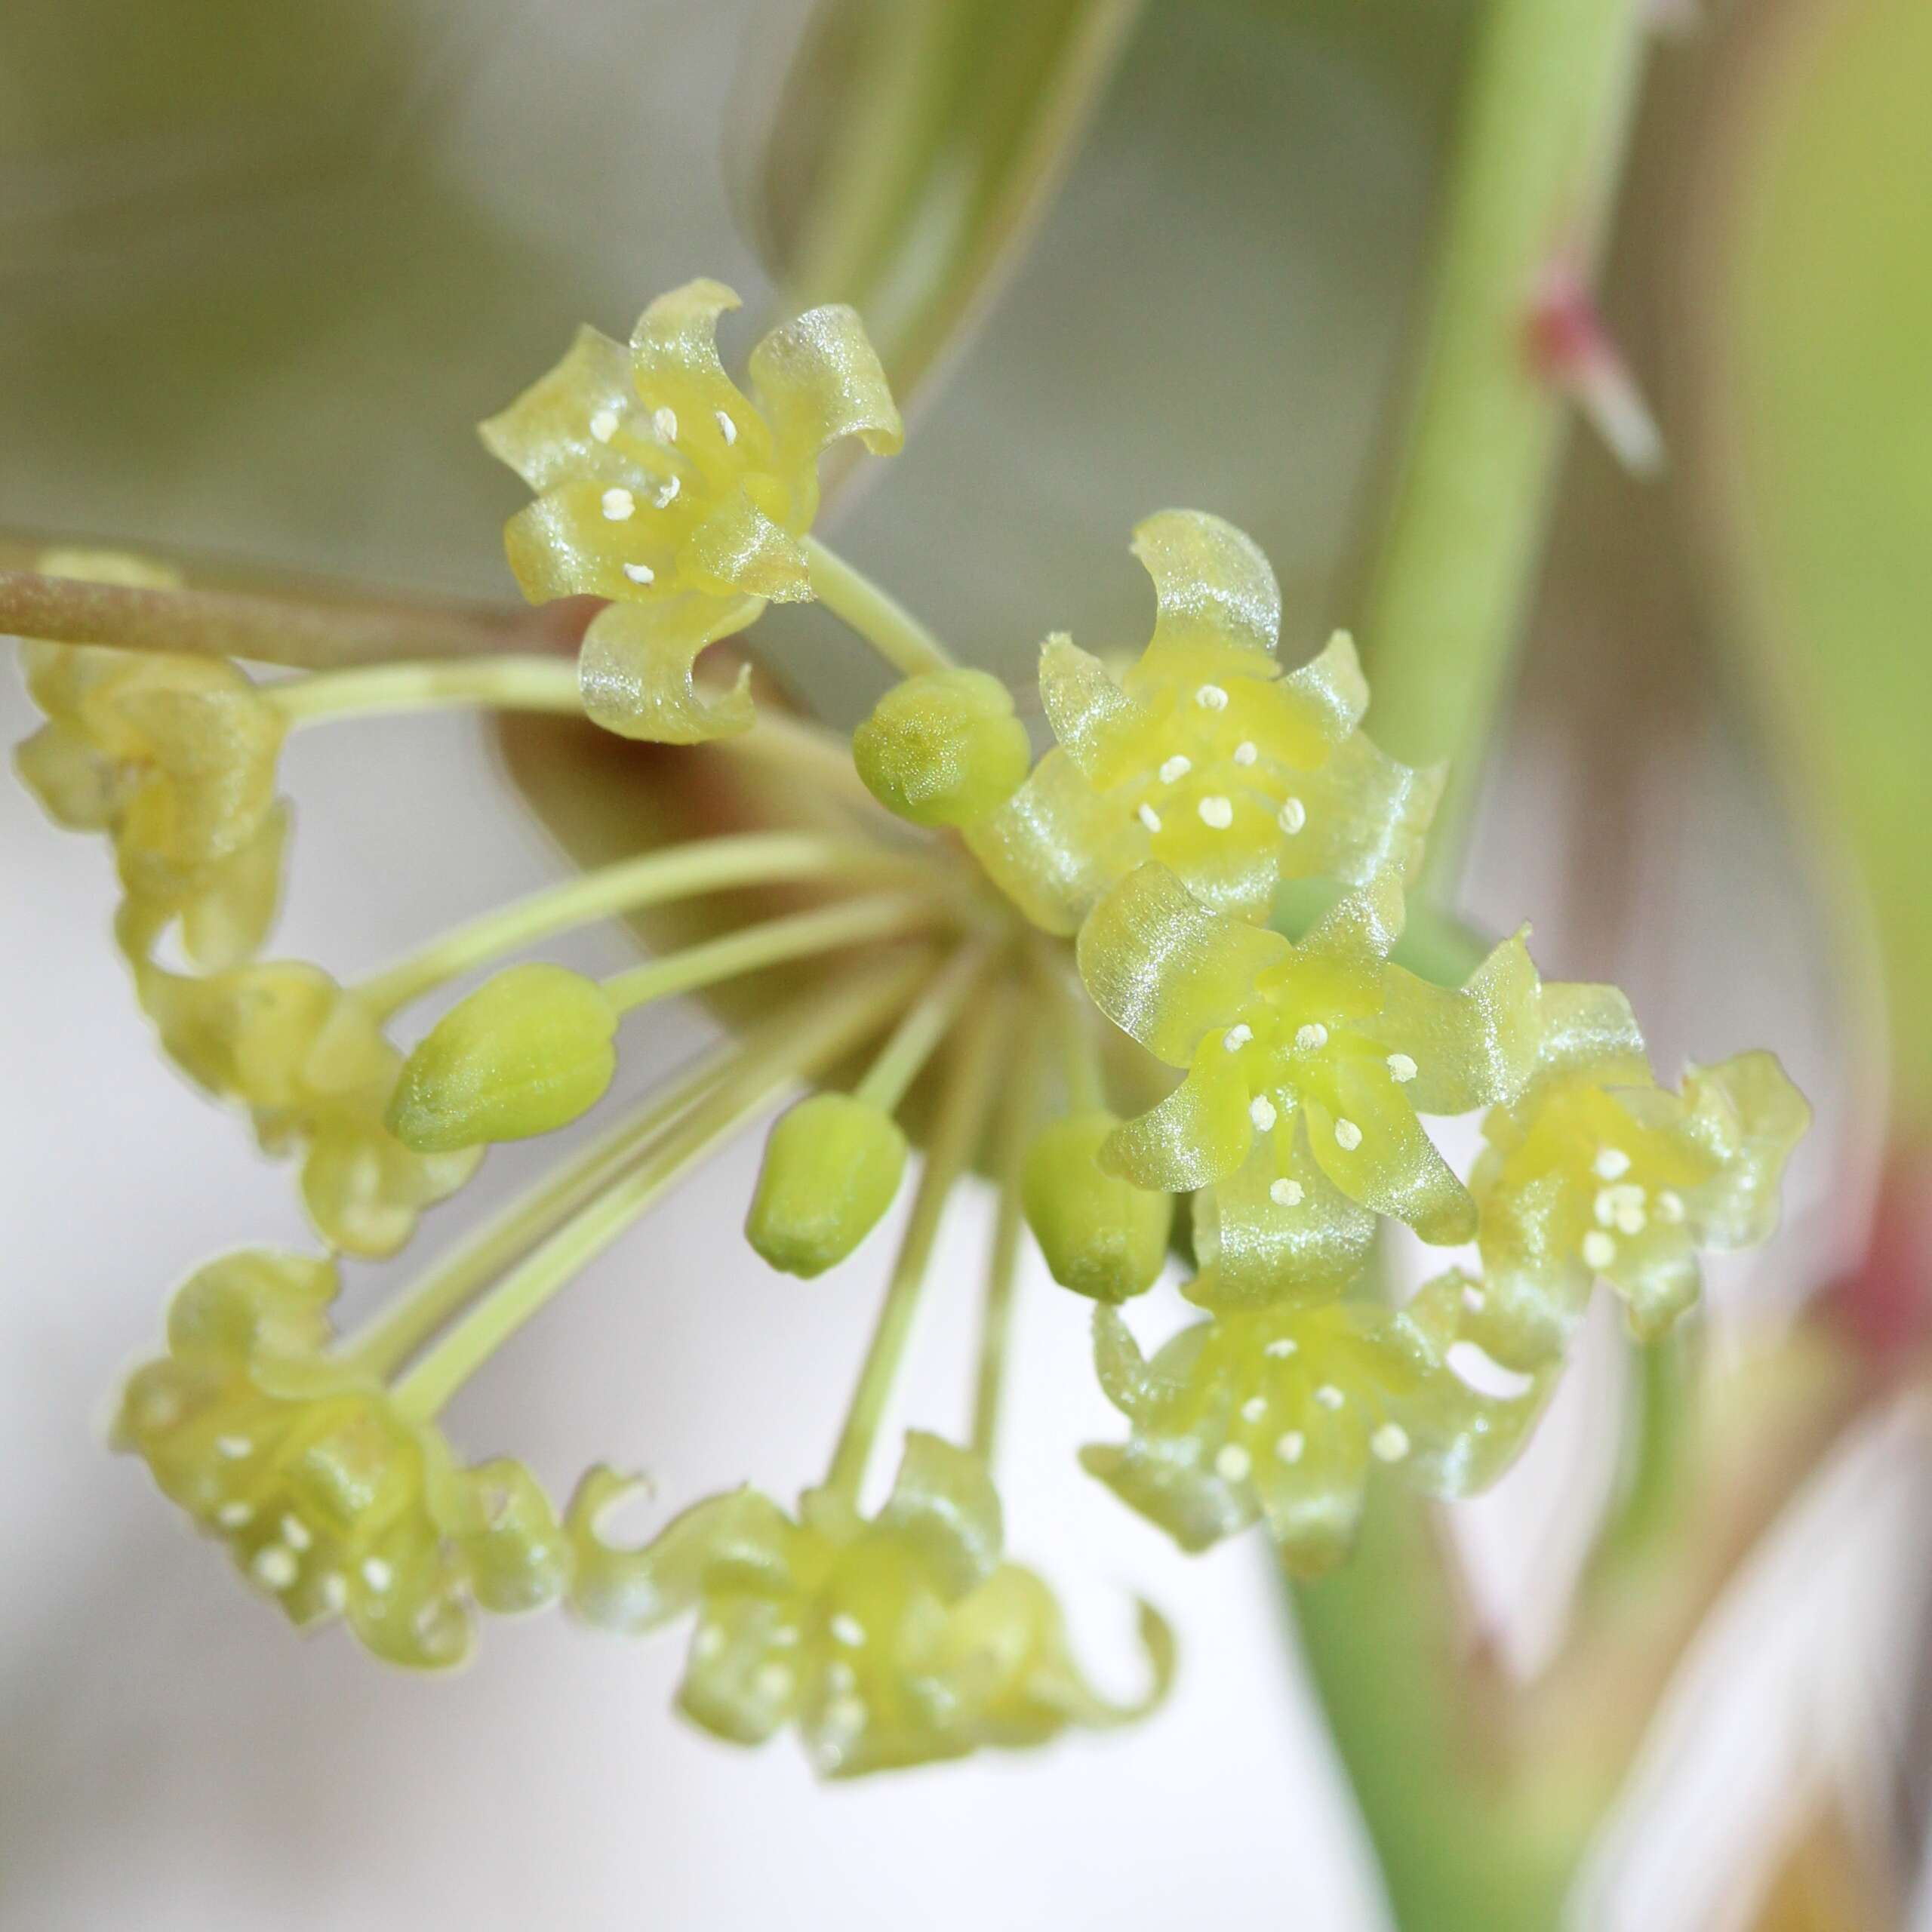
14,550,289,968
483,276,903,743
565,1432,1168,1777
115,1251,569,1668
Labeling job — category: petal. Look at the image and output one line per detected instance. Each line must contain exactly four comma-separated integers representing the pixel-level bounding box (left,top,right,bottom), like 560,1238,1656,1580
1147,786,1283,924
1305,1054,1475,1244
165,1248,340,1367
1284,737,1444,887
878,1431,1004,1595
478,325,638,491
564,1470,796,1635
502,483,680,605
1078,1438,1254,1554
1129,509,1280,678
964,749,1137,935
1604,1230,1704,1343
1366,928,1543,1115
1091,1304,1153,1418
1037,633,1151,786
1529,979,1649,1088
1469,1170,1595,1368
577,597,758,743
454,1458,573,1614
1077,862,1289,1063
12,719,122,829
747,302,903,470
1677,1051,1811,1250
1188,1118,1377,1310
628,278,752,420
681,495,814,603
1220,631,1370,772
1103,1050,1254,1192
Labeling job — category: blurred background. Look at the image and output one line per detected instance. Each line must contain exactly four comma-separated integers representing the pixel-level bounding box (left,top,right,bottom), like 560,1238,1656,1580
4,0,1931,1925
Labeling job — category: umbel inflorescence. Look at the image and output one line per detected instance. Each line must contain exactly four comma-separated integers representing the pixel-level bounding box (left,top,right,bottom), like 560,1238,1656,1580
12,279,1807,1776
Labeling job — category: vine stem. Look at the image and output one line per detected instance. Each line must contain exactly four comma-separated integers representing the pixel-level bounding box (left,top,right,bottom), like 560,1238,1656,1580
1358,0,1651,896
824,983,1011,1503
802,536,955,678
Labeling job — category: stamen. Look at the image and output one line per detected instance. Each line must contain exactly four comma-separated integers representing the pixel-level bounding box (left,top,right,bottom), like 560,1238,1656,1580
1594,1148,1632,1181
601,487,635,521
216,1500,253,1529
1333,1119,1363,1152
1195,684,1229,711
1582,1230,1617,1271
652,406,678,443
1269,1177,1304,1208
216,1435,251,1460
825,1694,868,1735
1214,1444,1253,1482
829,1613,866,1648
715,410,737,445
771,1626,799,1647
1232,741,1257,767
1158,755,1192,785
1275,1431,1306,1464
1249,1096,1278,1132
361,1557,394,1592
1223,1023,1253,1052
825,1660,856,1694
1137,803,1163,834
280,1515,312,1552
1386,1053,1418,1084
1264,1337,1298,1358
1371,1423,1411,1463
1278,797,1307,835
694,1624,727,1660
1655,1189,1686,1224
1315,1384,1345,1411
623,562,656,585
320,1573,349,1614
755,1663,793,1702
1294,1023,1328,1051
1241,1395,1269,1423
1198,795,1235,829
589,408,620,444
655,475,681,508
1463,1283,1487,1312
253,1545,298,1591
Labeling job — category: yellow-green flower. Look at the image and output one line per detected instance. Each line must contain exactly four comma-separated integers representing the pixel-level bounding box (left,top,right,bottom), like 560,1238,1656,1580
128,948,481,1257
966,511,1441,933
1077,863,1641,1306
565,1432,1169,1777
113,1250,570,1669
482,277,903,743
1466,1048,1810,1368
14,551,289,968
1082,1275,1549,1572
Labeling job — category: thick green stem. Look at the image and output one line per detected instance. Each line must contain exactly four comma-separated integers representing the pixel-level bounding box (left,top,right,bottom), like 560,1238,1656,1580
854,940,996,1111
825,988,1010,1502
803,536,955,678
1358,0,1650,894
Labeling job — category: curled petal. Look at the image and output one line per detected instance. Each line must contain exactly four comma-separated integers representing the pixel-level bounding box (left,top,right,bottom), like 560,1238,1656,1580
1366,930,1543,1115
502,485,677,605
1078,1438,1253,1555
1469,1170,1594,1368
1103,1049,1254,1192
629,278,749,417
1091,1303,1154,1417
1604,1232,1704,1343
565,1470,796,1635
164,1249,340,1367
1677,1051,1811,1250
453,1459,574,1614
747,303,903,467
964,750,1136,936
878,1431,1004,1596
1295,867,1407,971
1189,1119,1376,1310
1078,863,1290,1064
1305,1055,1475,1245
1037,634,1149,786
577,597,758,743
478,325,638,492
1287,736,1443,888
1130,509,1280,675
300,1118,480,1260
14,719,122,829
1529,979,1648,1088
681,497,813,604
1277,630,1371,749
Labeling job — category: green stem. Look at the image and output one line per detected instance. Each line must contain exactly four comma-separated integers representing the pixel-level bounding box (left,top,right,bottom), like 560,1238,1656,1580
269,655,583,724
853,940,997,1111
602,892,946,1015
355,834,912,1017
803,536,955,678
1586,1327,1697,1588
825,987,1010,1502
1358,0,1651,895
971,1008,1043,1465
390,961,922,1419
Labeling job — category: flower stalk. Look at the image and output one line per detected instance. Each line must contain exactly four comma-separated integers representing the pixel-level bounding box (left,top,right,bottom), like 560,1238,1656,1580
802,535,955,679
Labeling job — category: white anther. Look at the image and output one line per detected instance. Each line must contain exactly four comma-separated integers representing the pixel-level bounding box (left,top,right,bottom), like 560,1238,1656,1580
1386,1053,1418,1084
1315,1384,1346,1411
1241,1395,1269,1424
1463,1284,1487,1313
652,406,678,443
1275,1432,1306,1465
824,1660,857,1695
1655,1189,1686,1224
1223,1023,1253,1052
216,1435,251,1460
253,1545,298,1591
1137,803,1163,834
1250,1096,1278,1133
755,1663,794,1703
1214,1444,1253,1483
1614,1201,1648,1236
601,486,635,521
830,1613,866,1649
1594,1148,1632,1181
1582,1231,1617,1272
361,1557,394,1593
1333,1119,1363,1152
280,1515,312,1552
1294,1023,1328,1052
216,1500,253,1529
1278,797,1307,835
589,408,620,444
1198,795,1235,829
1195,684,1229,711
825,1694,868,1736
1158,755,1192,785
654,475,681,508
623,561,656,585
715,409,737,446
140,1390,183,1430
319,1572,349,1614
1371,1423,1411,1464
694,1624,727,1660
1232,740,1258,767
1264,1337,1298,1359
770,1626,798,1647
1269,1178,1304,1208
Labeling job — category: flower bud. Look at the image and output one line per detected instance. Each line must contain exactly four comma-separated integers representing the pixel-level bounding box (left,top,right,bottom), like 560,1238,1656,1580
746,1093,907,1277
853,669,1032,828
388,963,618,1151
1021,1110,1174,1302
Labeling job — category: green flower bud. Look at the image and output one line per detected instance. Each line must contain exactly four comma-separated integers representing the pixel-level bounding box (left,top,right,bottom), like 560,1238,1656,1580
746,1093,908,1277
1021,1110,1174,1303
387,963,618,1152
852,668,1032,828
